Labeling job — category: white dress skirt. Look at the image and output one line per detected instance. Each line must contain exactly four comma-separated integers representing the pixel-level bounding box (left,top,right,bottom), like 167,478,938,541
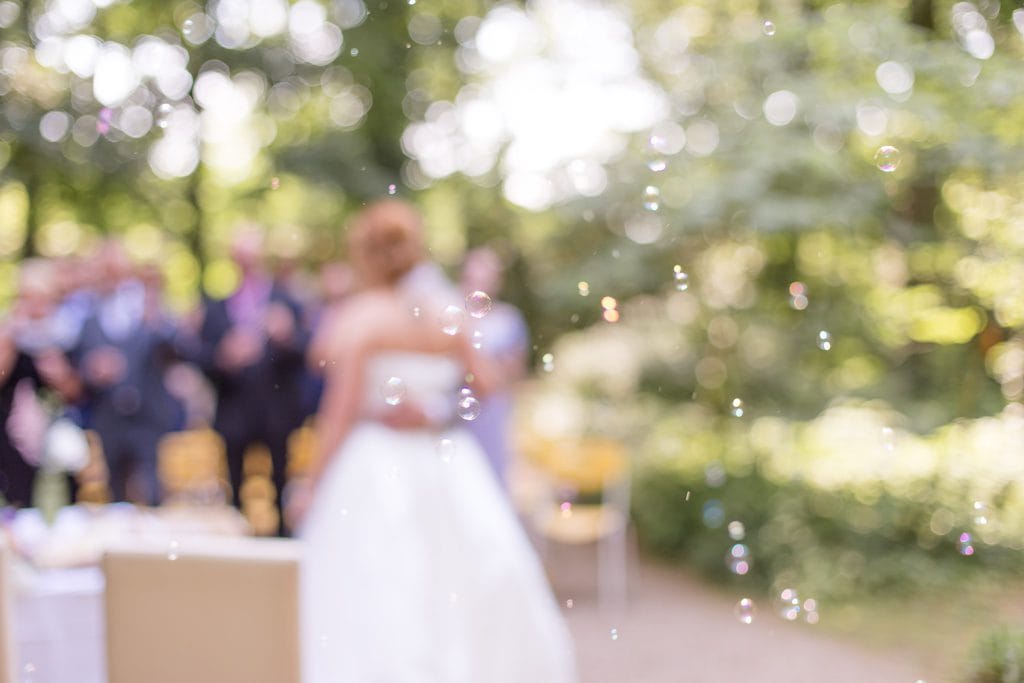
299,353,576,682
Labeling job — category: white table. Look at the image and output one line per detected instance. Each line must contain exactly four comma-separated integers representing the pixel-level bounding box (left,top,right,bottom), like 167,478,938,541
5,505,250,683
12,566,106,683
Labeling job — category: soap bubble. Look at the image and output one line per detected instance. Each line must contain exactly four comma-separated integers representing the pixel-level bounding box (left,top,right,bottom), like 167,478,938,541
874,145,901,172
465,291,493,318
440,305,465,335
734,598,757,624
380,377,406,406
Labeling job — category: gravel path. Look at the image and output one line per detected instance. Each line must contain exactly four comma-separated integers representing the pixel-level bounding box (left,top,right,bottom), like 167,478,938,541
545,545,937,683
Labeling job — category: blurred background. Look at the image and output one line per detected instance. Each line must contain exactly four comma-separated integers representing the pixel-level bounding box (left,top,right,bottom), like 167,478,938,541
2,0,1024,680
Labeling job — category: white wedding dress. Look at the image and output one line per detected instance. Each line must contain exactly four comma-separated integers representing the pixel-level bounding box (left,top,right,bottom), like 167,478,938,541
300,352,577,682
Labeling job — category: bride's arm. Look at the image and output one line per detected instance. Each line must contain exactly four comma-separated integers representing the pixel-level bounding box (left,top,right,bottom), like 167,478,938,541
307,334,365,487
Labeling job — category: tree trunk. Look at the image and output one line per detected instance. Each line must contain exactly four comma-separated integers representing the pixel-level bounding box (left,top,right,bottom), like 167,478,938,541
186,168,205,268
910,0,934,30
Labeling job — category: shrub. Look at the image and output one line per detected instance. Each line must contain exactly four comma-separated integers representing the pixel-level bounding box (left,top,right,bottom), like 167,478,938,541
965,627,1024,683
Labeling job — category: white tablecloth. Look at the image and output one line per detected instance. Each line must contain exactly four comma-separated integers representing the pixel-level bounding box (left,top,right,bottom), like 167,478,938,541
5,504,250,683
13,566,106,683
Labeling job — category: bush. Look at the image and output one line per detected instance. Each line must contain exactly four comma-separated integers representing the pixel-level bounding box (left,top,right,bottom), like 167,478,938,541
629,403,1024,602
965,627,1024,683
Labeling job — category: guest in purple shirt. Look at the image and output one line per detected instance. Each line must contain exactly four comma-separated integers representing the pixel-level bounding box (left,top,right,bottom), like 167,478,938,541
460,248,529,488
185,228,309,535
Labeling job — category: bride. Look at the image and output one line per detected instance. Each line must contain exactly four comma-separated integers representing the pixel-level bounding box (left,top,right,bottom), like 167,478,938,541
290,200,577,682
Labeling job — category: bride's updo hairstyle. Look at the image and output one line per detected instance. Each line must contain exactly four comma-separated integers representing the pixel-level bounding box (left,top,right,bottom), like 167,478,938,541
347,199,425,287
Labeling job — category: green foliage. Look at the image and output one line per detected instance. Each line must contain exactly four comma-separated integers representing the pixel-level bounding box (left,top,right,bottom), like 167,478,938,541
626,401,1024,602
965,626,1024,683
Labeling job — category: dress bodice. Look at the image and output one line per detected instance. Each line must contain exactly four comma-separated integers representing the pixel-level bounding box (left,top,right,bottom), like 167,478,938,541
362,352,464,416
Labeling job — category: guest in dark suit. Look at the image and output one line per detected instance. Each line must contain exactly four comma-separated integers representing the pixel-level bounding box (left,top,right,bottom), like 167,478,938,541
74,243,181,506
1,261,83,507
0,353,41,507
190,228,309,535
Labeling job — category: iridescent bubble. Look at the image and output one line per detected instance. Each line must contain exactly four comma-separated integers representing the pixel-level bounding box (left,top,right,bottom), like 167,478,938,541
734,598,757,624
728,521,746,541
457,395,481,421
817,330,832,351
643,185,661,211
270,176,280,190
578,281,590,297
387,183,397,195
560,501,573,518
465,290,493,318
762,20,776,36
156,103,173,129
803,598,819,624
436,438,455,463
777,588,801,621
541,353,555,372
458,385,474,397
167,540,179,561
182,18,194,35
440,305,465,335
958,531,974,556
411,306,421,318
566,598,574,609
96,108,113,135
610,628,619,641
702,499,725,528
647,158,667,172
788,281,808,310
704,461,726,488
350,48,359,56
673,265,689,291
972,501,989,526
874,145,901,172
730,398,744,417
726,543,752,575
881,426,895,452
601,296,617,310
471,330,484,350
380,377,407,405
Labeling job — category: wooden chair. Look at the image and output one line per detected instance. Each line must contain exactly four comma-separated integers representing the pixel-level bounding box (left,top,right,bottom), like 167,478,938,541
518,436,631,616
103,537,301,683
157,429,227,505
287,423,317,479
0,536,16,683
75,429,111,504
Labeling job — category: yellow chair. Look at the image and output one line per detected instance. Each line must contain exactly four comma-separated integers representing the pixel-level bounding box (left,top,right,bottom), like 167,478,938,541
73,430,111,504
157,429,227,505
103,537,301,683
287,423,318,479
519,436,631,616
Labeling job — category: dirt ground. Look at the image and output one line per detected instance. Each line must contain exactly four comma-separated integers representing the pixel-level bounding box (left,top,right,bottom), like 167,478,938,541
546,544,937,683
